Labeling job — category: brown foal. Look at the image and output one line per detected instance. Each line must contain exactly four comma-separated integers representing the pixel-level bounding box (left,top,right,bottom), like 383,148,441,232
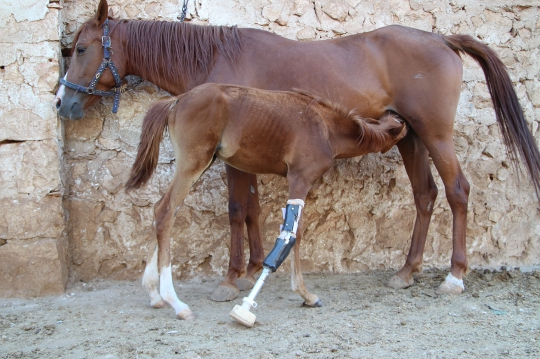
125,84,408,319
56,0,540,302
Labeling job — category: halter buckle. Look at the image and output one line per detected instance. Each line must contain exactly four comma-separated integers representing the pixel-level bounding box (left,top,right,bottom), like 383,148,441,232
102,36,111,48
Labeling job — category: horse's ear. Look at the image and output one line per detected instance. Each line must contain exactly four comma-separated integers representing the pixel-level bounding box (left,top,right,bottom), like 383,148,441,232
95,0,108,26
108,7,114,18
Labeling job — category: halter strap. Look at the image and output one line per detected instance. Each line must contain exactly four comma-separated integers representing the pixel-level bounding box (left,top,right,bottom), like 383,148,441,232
59,19,143,113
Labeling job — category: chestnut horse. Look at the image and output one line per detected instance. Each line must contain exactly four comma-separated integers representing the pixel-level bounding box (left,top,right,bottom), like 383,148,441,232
125,84,408,319
55,0,540,301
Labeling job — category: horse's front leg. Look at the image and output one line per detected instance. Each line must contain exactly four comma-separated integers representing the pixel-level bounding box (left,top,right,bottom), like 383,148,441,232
211,166,264,302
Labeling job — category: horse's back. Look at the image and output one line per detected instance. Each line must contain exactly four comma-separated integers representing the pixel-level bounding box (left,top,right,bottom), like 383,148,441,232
223,25,463,124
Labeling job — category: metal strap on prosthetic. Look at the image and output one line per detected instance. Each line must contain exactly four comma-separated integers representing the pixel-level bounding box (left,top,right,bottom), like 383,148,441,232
230,199,304,327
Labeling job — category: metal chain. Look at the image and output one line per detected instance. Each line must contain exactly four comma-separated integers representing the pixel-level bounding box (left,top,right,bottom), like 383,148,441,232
178,0,189,22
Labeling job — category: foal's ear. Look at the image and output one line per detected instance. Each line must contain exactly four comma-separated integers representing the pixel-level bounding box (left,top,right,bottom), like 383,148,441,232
95,0,109,26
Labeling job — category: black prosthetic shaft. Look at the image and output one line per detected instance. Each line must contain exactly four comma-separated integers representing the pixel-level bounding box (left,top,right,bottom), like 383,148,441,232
263,236,296,272
262,203,301,272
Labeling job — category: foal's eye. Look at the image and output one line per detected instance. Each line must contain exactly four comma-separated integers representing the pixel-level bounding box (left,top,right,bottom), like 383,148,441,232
76,47,86,55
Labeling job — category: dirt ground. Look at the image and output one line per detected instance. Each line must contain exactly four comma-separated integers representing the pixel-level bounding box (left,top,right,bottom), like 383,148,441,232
1,268,539,359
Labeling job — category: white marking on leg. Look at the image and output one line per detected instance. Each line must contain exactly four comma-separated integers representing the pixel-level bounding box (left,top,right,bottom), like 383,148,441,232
444,272,465,290
54,73,67,107
290,249,298,292
160,265,190,316
142,246,162,307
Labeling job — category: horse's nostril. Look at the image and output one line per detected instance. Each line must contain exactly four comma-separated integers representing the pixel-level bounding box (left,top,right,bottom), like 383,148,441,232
55,98,61,109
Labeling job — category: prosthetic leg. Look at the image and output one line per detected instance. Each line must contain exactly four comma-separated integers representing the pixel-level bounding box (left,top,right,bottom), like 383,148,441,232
230,199,304,327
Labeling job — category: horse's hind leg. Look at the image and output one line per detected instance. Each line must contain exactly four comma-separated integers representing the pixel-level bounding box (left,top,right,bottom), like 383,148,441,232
388,131,438,289
426,138,470,294
211,167,264,302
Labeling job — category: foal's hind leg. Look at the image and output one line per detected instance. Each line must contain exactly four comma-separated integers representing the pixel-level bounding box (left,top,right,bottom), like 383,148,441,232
142,245,165,308
388,131,438,289
153,152,217,318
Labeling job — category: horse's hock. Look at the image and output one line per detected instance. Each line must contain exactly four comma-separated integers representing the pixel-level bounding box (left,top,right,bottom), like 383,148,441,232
1,1,539,298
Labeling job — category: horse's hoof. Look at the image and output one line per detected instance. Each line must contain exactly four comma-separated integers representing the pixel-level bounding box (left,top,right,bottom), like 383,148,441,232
435,275,464,295
387,274,414,289
150,299,166,309
210,285,239,302
177,308,196,320
236,277,255,291
302,298,323,307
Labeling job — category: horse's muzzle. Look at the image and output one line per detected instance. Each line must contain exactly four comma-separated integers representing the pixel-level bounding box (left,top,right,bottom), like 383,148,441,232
55,93,85,120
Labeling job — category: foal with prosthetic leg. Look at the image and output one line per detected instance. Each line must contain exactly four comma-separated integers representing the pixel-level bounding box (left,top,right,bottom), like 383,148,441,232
126,84,407,321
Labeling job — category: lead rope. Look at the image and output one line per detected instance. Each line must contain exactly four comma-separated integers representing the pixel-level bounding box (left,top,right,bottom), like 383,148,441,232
178,0,189,22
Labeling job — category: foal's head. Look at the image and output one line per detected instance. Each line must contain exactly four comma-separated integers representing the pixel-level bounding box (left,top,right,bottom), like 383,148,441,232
293,89,408,154
352,111,408,153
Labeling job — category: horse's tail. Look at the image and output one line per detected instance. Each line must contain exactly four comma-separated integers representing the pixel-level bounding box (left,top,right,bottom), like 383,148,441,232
125,98,178,191
444,34,540,199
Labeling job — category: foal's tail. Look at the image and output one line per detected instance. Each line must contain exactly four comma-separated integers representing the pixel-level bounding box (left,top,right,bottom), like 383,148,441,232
444,34,540,199
125,98,178,191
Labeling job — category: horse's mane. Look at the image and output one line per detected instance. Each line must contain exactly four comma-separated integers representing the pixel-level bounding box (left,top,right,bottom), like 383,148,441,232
73,19,242,85
124,21,242,85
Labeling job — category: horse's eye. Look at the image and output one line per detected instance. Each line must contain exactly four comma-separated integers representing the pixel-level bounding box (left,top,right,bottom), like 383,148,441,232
76,47,86,55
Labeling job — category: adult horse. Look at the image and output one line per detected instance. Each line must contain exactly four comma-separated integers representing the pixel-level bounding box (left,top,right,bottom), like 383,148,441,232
55,0,540,302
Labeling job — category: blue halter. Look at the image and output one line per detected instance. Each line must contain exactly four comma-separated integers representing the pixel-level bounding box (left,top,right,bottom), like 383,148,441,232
59,19,142,113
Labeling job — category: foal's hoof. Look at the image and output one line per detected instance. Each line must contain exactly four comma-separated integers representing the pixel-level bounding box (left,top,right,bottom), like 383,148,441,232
387,274,414,289
177,308,196,321
210,285,240,302
302,299,323,307
236,277,256,291
150,299,166,309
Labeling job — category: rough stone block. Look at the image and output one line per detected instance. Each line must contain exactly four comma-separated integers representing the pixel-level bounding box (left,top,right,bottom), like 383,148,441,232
0,196,64,240
0,238,67,297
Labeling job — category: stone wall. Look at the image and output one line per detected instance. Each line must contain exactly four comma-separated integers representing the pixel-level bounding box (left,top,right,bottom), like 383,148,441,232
8,0,540,292
0,0,67,297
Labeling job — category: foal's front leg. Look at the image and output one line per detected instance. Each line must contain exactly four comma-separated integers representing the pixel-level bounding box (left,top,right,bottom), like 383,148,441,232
290,219,322,307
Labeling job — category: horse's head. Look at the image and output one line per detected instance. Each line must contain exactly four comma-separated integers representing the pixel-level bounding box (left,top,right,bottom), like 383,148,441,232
55,0,129,120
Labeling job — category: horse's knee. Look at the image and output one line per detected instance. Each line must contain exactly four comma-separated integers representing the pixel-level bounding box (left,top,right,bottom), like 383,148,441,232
228,201,247,226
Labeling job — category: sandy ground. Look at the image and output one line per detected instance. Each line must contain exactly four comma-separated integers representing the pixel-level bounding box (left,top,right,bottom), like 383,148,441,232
1,268,539,359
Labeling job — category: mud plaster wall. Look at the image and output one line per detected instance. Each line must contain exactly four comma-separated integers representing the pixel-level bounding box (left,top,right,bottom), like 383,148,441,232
0,0,67,297
59,0,540,283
